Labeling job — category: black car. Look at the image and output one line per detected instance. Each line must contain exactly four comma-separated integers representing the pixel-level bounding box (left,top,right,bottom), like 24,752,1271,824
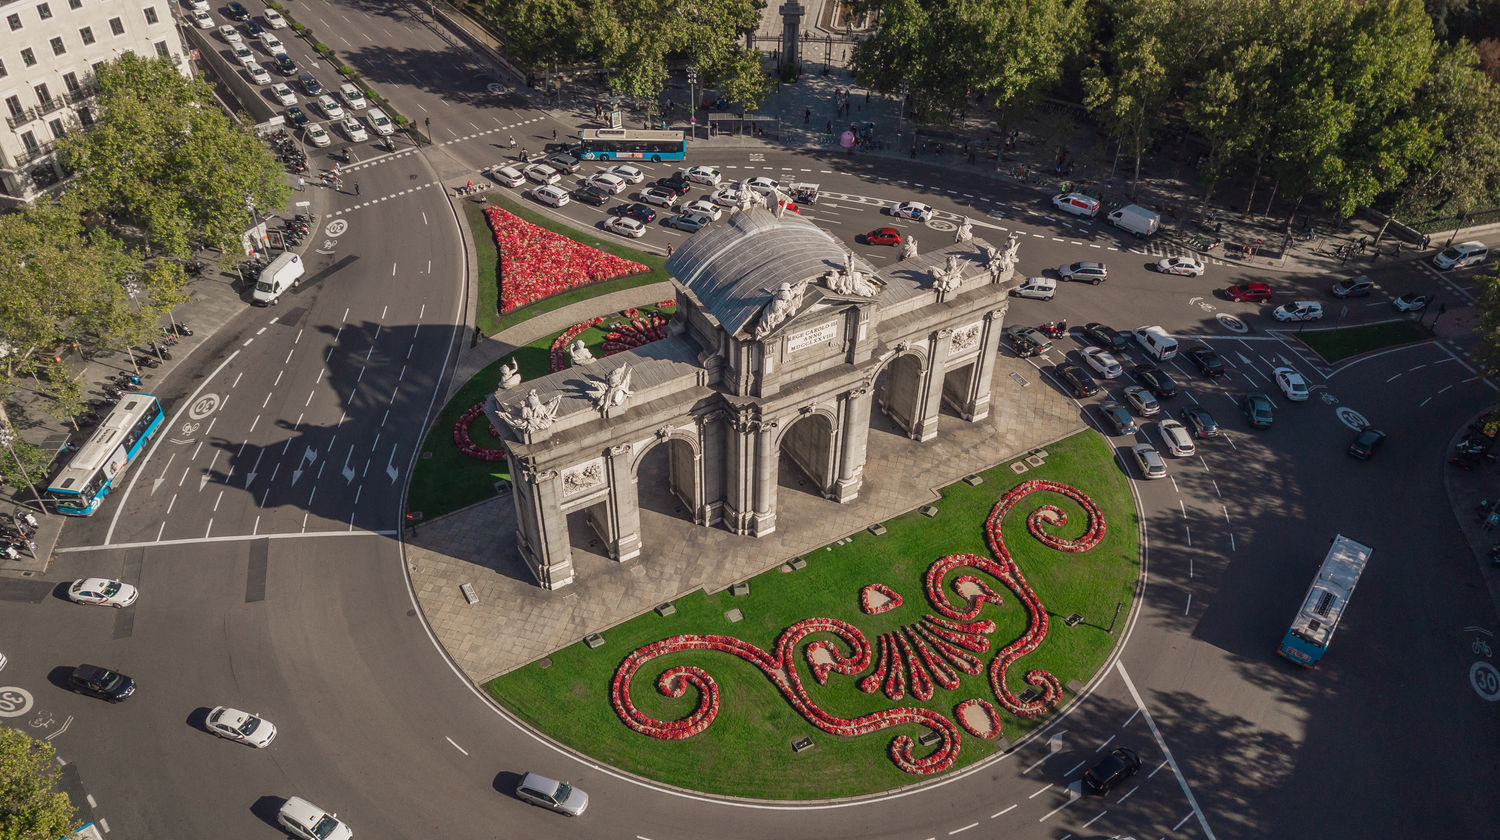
243,19,264,36
1055,364,1099,398
656,174,692,195
69,664,136,702
226,1,249,20
1348,427,1386,459
1185,344,1225,377
298,73,322,96
285,105,308,127
274,53,296,75
1003,327,1052,358
1082,747,1140,795
1179,406,1220,438
1082,322,1130,352
1133,364,1178,399
617,203,657,224
545,152,580,174
572,185,610,206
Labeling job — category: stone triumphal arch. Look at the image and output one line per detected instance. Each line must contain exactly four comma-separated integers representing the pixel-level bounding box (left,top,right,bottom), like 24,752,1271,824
486,204,1024,589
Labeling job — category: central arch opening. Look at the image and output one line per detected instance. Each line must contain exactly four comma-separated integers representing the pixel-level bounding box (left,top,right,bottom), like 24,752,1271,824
777,412,835,498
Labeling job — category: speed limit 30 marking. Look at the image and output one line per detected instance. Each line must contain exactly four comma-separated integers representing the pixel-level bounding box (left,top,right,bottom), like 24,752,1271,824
0,686,34,717
1470,661,1500,701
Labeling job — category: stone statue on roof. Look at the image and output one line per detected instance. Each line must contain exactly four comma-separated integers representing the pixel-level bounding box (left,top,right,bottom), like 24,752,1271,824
753,279,808,338
498,357,521,389
568,339,596,366
954,216,973,244
823,250,881,297
586,364,635,414
931,254,964,293
734,180,765,214
898,235,918,261
500,389,561,434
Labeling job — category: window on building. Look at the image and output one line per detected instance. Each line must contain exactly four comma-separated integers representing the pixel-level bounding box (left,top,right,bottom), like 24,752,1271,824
34,84,51,107
79,106,93,127
153,40,168,58
37,3,52,20
69,0,82,8
63,72,80,94
51,36,66,56
48,118,65,139
143,7,157,24
21,131,39,154
21,48,36,67
5,96,23,120
79,25,93,44
0,59,6,79
108,16,123,36
6,13,20,30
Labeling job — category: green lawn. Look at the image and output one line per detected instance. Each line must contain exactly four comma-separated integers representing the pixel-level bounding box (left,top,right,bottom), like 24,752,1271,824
407,305,674,519
484,431,1139,799
1298,318,1433,363
464,196,670,336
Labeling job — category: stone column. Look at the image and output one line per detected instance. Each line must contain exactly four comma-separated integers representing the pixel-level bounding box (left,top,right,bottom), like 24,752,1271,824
962,305,1008,422
779,1,805,76
722,406,761,535
911,329,952,442
602,443,642,561
748,418,779,536
831,386,871,501
510,459,574,589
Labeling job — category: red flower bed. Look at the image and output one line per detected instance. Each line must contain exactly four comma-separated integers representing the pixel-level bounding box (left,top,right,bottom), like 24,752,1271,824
603,316,669,356
453,403,506,461
485,207,648,312
859,583,903,614
549,316,603,372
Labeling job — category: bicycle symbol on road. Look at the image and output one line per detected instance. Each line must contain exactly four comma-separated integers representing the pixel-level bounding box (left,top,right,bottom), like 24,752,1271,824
1475,638,1494,658
189,394,221,420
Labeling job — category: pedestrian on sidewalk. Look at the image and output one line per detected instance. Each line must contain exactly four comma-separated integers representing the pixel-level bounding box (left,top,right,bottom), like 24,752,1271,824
1421,233,1431,250
296,176,305,192
1394,242,1403,258
666,244,673,257
354,182,360,196
1340,248,1349,266
804,107,811,124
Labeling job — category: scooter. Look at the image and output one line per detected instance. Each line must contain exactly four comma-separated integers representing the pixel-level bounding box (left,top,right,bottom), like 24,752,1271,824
172,321,192,337
1040,320,1068,339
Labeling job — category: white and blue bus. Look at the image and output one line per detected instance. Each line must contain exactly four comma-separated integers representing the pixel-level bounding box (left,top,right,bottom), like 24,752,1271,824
1278,534,1374,666
576,128,686,162
45,393,164,516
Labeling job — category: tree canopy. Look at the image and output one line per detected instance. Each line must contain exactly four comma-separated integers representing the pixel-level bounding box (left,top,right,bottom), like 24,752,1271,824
0,728,79,840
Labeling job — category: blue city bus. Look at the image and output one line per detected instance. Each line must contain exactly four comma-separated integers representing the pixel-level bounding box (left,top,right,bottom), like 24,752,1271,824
44,393,164,515
576,128,686,162
1278,534,1374,666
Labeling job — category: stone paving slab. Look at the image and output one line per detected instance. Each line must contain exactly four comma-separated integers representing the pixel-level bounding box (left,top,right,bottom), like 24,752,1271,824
407,352,1085,682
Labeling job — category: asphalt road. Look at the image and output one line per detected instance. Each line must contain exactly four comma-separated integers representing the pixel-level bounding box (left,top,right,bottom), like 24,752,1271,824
3,1,1497,839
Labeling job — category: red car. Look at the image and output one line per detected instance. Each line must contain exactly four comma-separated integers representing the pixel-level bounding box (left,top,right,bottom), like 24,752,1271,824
1224,282,1272,302
776,199,801,214
864,227,902,246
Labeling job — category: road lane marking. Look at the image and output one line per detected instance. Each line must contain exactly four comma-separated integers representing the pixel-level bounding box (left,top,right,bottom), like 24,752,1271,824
947,823,978,834
1079,810,1107,829
1029,783,1054,798
57,529,401,553
1117,661,1217,839
445,736,468,755
990,805,1016,818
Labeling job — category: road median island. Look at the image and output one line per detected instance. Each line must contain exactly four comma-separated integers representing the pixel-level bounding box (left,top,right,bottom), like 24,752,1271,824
483,430,1140,799
1296,318,1434,363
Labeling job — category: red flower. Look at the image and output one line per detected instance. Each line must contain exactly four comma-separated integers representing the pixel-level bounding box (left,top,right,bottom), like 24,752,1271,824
485,207,647,313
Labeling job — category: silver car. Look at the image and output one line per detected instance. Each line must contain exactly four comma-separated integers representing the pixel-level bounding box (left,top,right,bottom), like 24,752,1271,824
1131,443,1167,479
516,772,588,816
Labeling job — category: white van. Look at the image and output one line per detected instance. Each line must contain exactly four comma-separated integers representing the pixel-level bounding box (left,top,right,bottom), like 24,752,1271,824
1011,276,1057,300
252,252,304,306
1132,325,1179,361
1432,240,1487,270
1107,204,1161,238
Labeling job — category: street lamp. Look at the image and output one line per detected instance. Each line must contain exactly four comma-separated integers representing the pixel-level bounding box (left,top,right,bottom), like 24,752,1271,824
0,424,48,515
685,65,698,138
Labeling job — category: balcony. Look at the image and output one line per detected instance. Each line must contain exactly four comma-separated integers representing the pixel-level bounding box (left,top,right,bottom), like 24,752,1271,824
63,81,97,105
5,107,38,130
36,97,66,117
13,141,57,166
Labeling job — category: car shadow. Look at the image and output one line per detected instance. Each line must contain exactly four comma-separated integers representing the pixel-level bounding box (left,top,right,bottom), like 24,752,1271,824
249,796,287,831
491,770,524,797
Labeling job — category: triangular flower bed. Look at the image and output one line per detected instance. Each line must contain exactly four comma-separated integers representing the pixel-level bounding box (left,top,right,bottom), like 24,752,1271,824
484,207,649,313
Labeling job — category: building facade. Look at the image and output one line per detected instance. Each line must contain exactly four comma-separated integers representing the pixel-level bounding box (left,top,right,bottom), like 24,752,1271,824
0,0,189,207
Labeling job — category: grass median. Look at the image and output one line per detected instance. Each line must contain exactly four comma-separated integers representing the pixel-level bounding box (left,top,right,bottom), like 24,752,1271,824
484,430,1139,799
1297,318,1433,363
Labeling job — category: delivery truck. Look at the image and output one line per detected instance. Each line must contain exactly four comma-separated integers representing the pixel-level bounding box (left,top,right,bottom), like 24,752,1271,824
251,252,304,306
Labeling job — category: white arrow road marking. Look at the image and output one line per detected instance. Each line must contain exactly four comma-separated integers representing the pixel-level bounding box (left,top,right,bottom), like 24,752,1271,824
341,444,356,483
386,446,399,483
292,447,316,484
244,449,264,488
152,452,176,495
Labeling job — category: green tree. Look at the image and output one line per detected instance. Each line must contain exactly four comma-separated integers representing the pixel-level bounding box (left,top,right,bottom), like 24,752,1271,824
56,53,288,259
1391,42,1500,220
1474,268,1500,397
0,728,80,840
594,0,767,113
484,0,605,67
1082,0,1178,198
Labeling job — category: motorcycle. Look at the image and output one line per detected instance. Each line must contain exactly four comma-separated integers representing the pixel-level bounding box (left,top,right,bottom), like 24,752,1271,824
1040,320,1068,339
152,342,172,361
172,321,192,337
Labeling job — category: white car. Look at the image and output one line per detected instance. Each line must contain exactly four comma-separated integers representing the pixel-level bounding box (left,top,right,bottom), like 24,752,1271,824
684,199,722,221
260,32,285,53
231,43,256,65
890,200,934,221
1273,367,1309,401
640,186,678,208
186,0,208,9
1432,240,1487,270
316,95,343,120
207,706,278,748
586,172,628,195
1391,292,1430,312
340,117,368,142
219,24,243,43
1156,255,1205,276
1131,443,1168,479
532,184,570,207
1082,347,1123,379
263,8,288,29
684,165,722,185
607,164,644,184
1272,300,1324,322
366,107,394,136
524,163,560,186
709,186,743,207
604,216,647,239
68,578,139,608
339,82,367,110
277,797,351,840
304,122,331,148
271,83,297,107
744,176,780,196
489,164,524,187
246,64,272,85
1157,419,1196,457
190,9,214,29
1011,276,1056,301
